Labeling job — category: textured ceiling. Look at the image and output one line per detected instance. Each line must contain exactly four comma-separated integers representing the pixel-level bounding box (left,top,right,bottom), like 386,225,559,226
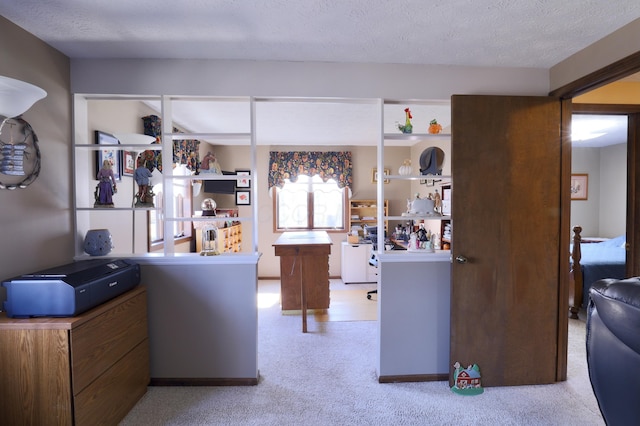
1,0,640,68
1,1,636,147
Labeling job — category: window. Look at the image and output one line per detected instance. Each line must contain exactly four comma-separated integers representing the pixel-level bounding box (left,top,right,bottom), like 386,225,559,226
149,174,193,249
274,174,347,231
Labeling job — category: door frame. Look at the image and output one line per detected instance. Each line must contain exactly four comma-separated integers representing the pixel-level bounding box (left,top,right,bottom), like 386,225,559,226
550,51,640,381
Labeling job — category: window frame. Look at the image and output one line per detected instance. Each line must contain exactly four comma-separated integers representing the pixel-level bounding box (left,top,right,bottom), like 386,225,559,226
272,177,348,233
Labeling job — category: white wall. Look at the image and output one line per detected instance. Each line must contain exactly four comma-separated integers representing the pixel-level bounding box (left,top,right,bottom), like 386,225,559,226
571,143,626,238
571,148,601,236
599,143,626,237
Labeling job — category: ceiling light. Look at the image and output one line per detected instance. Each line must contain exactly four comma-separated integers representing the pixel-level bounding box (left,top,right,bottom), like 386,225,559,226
0,76,47,118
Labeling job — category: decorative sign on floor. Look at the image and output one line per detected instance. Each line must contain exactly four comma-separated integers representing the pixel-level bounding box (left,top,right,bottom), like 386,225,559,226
451,362,484,395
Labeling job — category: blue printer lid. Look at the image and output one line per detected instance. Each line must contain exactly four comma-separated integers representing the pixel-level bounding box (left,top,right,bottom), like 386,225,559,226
15,259,136,286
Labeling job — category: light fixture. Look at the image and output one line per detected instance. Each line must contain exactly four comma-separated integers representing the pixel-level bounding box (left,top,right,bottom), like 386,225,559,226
0,76,47,118
112,133,156,145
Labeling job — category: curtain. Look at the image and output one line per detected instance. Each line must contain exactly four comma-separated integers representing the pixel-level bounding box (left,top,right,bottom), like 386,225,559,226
268,151,352,190
142,115,200,172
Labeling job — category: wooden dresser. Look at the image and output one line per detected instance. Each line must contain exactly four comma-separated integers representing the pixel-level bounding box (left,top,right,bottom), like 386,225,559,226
0,286,149,425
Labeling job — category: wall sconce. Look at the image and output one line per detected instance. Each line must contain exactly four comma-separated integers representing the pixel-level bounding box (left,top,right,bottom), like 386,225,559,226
0,76,47,119
0,76,46,190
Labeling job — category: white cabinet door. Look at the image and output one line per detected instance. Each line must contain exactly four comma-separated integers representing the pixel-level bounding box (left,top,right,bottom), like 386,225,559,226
341,242,375,283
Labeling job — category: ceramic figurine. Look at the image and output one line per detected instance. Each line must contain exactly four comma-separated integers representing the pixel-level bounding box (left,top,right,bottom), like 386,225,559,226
397,108,413,134
428,119,443,134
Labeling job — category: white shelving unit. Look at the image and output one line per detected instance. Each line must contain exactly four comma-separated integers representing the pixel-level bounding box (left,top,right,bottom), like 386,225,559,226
375,99,453,257
376,99,453,382
72,95,258,257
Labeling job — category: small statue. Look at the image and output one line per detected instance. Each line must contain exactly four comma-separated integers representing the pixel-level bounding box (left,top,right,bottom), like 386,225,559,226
428,119,443,134
94,159,117,207
134,159,154,207
200,151,222,174
417,223,429,242
397,108,413,134
434,189,442,215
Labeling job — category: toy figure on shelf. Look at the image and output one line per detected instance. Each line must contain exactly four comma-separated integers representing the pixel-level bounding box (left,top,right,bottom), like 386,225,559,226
397,108,413,134
428,119,443,134
434,189,442,215
134,158,154,207
200,151,222,174
94,159,117,207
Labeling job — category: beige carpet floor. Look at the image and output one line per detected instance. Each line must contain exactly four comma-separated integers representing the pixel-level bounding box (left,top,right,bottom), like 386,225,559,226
314,288,377,322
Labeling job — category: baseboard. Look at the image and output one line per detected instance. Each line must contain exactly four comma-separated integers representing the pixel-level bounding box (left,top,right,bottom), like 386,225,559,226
150,377,259,386
378,373,448,383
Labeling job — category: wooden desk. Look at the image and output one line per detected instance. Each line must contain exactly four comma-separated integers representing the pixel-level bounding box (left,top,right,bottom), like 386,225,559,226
273,231,332,332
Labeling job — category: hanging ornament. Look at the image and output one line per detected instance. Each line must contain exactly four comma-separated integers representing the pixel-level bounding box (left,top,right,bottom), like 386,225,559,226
0,117,41,190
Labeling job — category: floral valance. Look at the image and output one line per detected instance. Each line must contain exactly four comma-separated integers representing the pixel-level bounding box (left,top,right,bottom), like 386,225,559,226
142,115,200,172
269,151,352,190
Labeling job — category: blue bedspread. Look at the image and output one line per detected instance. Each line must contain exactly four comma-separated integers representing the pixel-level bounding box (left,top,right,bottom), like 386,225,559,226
573,235,626,307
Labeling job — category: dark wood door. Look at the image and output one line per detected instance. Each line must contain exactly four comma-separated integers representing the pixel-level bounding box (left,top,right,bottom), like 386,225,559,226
450,95,565,387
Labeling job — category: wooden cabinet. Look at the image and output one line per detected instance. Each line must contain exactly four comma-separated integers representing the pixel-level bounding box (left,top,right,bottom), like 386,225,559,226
195,223,242,253
0,287,149,425
349,199,388,233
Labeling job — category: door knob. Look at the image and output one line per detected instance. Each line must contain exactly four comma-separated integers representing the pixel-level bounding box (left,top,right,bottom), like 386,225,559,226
455,255,468,264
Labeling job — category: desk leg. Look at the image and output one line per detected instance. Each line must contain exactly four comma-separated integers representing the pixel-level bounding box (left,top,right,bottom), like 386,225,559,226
300,259,307,333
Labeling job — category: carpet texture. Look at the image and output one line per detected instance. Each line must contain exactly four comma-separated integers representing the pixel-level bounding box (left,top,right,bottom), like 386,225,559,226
119,280,604,425
314,289,377,322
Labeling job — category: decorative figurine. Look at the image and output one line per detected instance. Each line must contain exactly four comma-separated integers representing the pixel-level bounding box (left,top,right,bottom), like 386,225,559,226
397,108,413,134
134,158,154,207
94,159,117,207
200,151,222,174
398,159,413,176
428,118,443,134
433,189,443,215
451,362,484,395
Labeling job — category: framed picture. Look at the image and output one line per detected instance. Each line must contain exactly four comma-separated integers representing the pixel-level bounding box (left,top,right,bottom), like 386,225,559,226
236,190,251,205
123,150,136,177
236,170,251,188
570,174,588,200
95,130,121,181
371,168,390,184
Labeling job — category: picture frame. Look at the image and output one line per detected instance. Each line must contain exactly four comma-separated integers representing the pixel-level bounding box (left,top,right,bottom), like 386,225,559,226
95,130,121,181
236,190,251,205
570,173,588,200
123,150,136,177
236,170,251,188
372,168,390,184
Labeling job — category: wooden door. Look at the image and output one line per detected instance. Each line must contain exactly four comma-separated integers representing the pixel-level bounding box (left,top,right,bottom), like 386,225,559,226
450,95,566,387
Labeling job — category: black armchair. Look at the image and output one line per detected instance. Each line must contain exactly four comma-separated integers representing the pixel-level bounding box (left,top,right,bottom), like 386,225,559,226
586,277,640,426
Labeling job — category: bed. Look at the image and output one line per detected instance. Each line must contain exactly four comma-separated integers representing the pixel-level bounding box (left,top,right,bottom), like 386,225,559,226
569,226,627,319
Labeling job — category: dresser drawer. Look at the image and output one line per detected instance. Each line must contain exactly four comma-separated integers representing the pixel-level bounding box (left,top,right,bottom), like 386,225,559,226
70,289,148,394
74,339,149,426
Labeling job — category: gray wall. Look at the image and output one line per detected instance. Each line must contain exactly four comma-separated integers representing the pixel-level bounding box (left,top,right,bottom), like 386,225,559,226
0,17,72,288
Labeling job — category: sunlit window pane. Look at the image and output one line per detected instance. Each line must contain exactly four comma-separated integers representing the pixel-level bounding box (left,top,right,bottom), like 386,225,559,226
313,185,344,228
278,176,309,229
276,174,345,230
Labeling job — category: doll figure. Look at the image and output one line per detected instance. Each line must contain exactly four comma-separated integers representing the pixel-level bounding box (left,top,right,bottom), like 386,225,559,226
134,159,154,205
95,159,117,206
